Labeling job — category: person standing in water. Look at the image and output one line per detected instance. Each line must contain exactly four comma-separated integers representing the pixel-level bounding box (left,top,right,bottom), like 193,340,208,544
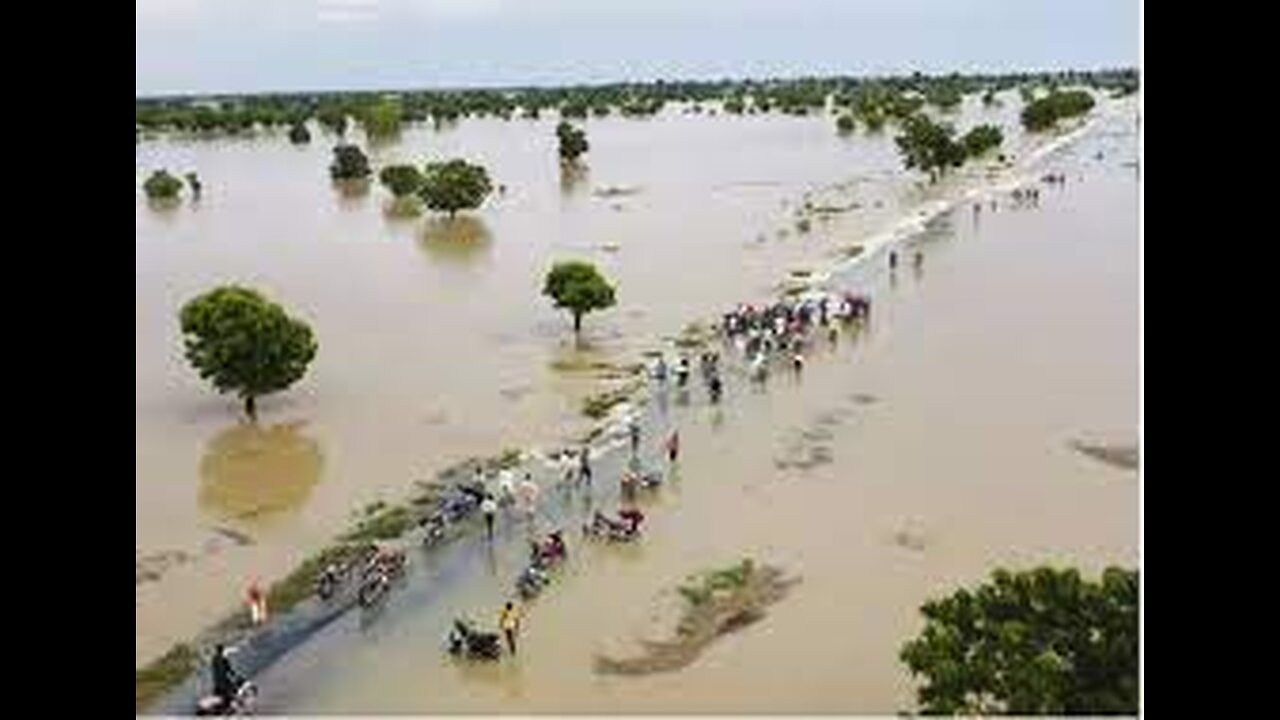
481,493,498,540
517,473,540,521
889,251,898,270
578,446,593,486
500,601,521,655
246,581,267,626
628,419,641,457
666,429,680,463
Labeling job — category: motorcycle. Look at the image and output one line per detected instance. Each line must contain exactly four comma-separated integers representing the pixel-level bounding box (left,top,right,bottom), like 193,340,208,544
196,678,256,716
446,618,502,660
315,564,343,601
621,468,663,496
439,484,484,523
515,564,550,599
583,509,644,542
420,513,448,548
530,530,568,568
357,548,405,607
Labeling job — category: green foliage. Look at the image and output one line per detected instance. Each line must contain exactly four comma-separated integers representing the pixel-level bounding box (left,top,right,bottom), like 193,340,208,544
136,643,198,711
329,143,371,180
288,121,311,144
926,83,963,110
361,97,403,138
561,100,589,119
581,387,631,419
961,123,1004,157
900,566,1138,715
342,505,413,542
378,164,424,198
267,543,373,612
1022,90,1096,131
556,121,590,162
894,115,966,180
179,285,317,418
836,114,856,134
678,559,756,607
417,159,492,216
317,105,348,135
543,260,617,332
143,169,183,200
133,70,1134,140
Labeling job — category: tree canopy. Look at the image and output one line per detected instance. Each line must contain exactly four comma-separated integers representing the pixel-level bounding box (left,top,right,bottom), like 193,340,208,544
1022,90,1096,131
556,122,590,163
542,261,617,333
417,159,492,216
378,164,424,198
179,286,318,420
895,115,966,180
329,144,371,181
143,170,184,200
900,566,1139,715
961,124,1004,157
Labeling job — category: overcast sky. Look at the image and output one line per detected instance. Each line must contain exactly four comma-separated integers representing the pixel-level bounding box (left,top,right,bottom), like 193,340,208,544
136,0,1140,96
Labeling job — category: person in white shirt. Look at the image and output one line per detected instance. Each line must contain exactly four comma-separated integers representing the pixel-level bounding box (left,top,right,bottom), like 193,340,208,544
497,469,516,506
480,494,498,540
517,473,540,520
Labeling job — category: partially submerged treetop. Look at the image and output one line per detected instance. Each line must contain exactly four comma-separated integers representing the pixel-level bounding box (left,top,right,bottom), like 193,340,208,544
144,169,184,201
417,159,493,217
329,144,371,181
556,122,589,163
379,164,424,198
179,285,318,420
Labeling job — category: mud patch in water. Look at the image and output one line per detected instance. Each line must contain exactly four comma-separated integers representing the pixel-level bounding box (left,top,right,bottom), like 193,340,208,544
593,560,799,676
1069,439,1139,471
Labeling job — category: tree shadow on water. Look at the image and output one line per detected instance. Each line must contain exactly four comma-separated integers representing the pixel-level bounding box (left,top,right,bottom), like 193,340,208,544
197,420,324,527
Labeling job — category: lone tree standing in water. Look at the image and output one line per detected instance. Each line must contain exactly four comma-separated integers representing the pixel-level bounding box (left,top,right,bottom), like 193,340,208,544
543,261,616,335
556,122,589,163
418,159,492,218
179,285,317,420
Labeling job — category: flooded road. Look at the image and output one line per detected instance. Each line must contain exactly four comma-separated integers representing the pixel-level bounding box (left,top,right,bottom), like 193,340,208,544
234,104,1139,712
135,92,1132,671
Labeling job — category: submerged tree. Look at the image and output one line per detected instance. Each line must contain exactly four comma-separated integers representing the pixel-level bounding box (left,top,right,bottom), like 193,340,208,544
417,159,492,217
1022,90,1095,131
961,124,1004,157
288,121,311,144
378,164,424,198
556,121,590,163
179,285,318,420
143,169,183,200
360,98,403,139
329,144,371,181
895,115,965,181
542,261,616,334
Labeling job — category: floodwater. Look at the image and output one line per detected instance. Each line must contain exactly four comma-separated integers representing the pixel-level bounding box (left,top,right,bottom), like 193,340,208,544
135,90,1137,683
